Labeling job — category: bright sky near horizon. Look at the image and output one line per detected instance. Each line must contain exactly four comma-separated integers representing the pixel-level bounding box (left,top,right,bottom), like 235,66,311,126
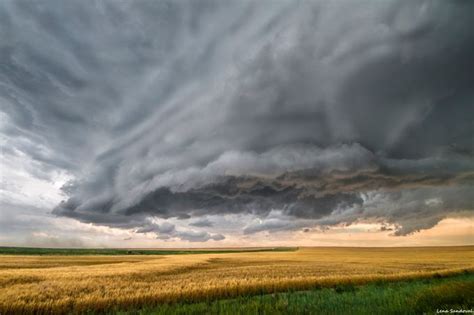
0,0,473,247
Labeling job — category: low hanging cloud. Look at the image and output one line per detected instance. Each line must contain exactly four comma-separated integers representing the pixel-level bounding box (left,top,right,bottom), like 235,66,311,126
1,0,473,241
189,218,214,228
134,220,224,242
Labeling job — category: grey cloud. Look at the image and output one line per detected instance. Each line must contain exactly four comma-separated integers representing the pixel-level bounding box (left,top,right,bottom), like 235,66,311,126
312,185,474,236
189,218,214,228
135,222,176,234
177,230,225,242
239,184,473,236
53,147,375,223
1,0,473,239
133,220,224,242
0,201,112,248
380,226,393,232
243,218,309,235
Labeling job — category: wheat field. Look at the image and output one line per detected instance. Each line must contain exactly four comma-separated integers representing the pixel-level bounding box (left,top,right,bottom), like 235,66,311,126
1,246,473,314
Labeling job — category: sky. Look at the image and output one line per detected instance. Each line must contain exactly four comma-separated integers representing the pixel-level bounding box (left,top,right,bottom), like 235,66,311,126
0,0,473,248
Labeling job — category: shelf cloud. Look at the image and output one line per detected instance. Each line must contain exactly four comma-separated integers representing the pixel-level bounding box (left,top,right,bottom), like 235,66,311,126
1,0,473,242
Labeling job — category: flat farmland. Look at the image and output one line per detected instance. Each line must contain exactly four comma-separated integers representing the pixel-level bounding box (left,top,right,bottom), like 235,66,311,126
0,246,473,314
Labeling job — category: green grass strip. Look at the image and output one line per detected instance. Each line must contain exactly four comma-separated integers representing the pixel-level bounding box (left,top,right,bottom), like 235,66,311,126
115,273,474,315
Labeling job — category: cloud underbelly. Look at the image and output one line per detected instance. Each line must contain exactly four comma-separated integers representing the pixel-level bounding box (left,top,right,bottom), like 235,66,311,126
1,0,473,241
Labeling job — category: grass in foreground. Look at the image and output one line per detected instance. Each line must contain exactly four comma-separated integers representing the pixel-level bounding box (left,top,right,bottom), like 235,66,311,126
0,247,473,314
118,273,474,315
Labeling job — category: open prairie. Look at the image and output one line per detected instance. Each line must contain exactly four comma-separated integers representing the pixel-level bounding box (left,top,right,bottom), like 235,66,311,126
0,246,473,314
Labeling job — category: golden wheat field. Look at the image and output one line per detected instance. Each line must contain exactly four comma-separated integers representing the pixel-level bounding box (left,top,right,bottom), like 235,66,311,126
1,246,473,314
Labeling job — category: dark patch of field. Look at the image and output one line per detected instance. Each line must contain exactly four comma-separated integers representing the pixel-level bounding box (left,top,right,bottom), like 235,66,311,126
0,246,297,256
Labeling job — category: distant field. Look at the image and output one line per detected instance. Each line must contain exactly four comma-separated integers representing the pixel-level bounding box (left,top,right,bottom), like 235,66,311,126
0,246,295,256
0,246,473,314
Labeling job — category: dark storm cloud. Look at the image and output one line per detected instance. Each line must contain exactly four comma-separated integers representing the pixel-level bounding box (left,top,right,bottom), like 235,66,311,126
1,0,473,239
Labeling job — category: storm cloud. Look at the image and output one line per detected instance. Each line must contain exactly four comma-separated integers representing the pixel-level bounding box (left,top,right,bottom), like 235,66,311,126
1,0,473,240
